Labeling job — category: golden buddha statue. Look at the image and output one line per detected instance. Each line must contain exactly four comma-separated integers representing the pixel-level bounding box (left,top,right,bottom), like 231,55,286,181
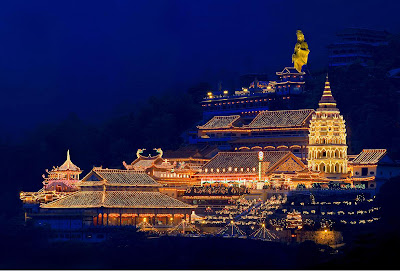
292,30,310,73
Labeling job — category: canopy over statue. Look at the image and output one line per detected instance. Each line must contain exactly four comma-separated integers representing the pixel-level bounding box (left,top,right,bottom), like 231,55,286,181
292,30,310,73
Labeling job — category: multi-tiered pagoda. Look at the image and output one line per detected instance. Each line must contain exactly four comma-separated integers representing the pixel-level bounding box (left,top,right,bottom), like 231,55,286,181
307,76,348,178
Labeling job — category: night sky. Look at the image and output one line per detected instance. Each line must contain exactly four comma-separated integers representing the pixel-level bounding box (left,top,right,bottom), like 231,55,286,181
0,0,399,137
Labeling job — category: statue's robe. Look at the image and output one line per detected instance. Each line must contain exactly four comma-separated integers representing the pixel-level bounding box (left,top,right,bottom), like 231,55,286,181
292,41,310,73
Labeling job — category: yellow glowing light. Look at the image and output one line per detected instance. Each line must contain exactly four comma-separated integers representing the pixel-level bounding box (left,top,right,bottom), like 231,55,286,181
324,229,328,233
223,90,228,95
207,92,212,96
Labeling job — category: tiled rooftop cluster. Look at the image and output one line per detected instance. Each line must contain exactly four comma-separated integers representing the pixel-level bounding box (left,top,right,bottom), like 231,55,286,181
42,190,192,209
198,115,241,129
79,169,161,187
247,109,314,128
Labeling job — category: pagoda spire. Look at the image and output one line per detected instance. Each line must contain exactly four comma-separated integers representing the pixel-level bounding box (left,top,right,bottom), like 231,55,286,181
317,75,337,111
67,149,71,162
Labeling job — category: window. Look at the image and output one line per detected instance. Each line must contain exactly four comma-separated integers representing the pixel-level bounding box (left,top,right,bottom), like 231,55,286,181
362,168,368,176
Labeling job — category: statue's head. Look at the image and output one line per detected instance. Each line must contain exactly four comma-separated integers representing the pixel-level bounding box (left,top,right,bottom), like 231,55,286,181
296,30,305,42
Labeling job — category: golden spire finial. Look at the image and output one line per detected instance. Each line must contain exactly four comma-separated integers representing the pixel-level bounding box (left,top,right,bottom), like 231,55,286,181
67,149,70,162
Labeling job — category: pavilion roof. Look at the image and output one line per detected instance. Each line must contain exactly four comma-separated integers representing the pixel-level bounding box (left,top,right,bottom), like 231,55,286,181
246,109,314,128
350,149,388,165
78,168,162,187
201,151,291,175
41,190,193,209
57,150,81,172
198,115,241,129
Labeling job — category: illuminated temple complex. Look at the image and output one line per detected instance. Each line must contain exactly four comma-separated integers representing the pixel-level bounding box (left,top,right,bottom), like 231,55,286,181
191,109,314,161
19,31,400,238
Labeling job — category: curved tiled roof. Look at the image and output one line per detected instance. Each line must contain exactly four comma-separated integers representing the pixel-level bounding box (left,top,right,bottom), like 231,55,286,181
79,169,161,187
350,149,387,165
201,151,290,174
247,109,314,128
131,159,156,169
198,115,241,129
41,190,192,209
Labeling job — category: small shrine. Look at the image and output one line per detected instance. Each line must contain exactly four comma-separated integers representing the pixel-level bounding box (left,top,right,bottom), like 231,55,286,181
43,150,82,192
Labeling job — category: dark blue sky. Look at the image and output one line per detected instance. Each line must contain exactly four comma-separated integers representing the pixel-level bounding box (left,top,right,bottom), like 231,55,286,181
0,0,399,137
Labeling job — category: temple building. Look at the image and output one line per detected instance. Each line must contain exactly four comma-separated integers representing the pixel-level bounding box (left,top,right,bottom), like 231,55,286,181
191,109,314,161
43,150,82,192
197,151,306,186
20,150,82,206
348,149,400,189
123,148,209,199
201,66,306,121
123,148,208,187
29,167,195,230
307,76,348,178
273,67,305,95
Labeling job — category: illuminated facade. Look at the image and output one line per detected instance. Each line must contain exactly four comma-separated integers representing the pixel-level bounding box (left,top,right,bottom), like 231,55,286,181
197,151,306,186
29,167,195,230
307,76,348,178
192,109,314,161
348,149,400,189
43,150,82,192
123,148,209,199
123,148,207,186
201,67,305,121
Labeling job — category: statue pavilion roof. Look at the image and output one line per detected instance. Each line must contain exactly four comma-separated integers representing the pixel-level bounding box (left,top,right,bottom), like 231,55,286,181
246,109,314,128
201,151,295,175
41,190,193,209
78,168,162,187
350,149,388,165
56,150,81,172
198,115,241,129
276,67,305,75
